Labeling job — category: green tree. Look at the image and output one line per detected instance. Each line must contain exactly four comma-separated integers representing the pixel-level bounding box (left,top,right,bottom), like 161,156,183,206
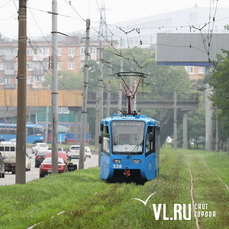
42,71,83,90
209,50,229,137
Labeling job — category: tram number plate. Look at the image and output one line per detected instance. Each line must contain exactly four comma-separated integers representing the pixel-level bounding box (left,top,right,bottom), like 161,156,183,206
113,164,122,168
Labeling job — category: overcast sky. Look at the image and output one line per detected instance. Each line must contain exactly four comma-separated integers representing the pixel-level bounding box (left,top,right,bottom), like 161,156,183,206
0,0,229,39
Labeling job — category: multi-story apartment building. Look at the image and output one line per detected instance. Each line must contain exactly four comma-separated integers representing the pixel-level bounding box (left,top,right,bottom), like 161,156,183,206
0,35,112,90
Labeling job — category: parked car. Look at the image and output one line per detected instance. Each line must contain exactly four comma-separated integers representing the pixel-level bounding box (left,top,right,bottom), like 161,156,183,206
85,146,92,158
0,152,5,178
39,157,68,178
35,150,48,168
31,143,49,154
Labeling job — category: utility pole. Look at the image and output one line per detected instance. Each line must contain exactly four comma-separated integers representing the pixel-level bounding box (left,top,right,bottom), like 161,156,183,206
95,91,99,150
98,40,104,123
106,57,112,117
97,39,104,166
16,0,27,184
79,19,90,169
205,66,213,151
51,0,58,174
118,60,123,112
173,90,177,149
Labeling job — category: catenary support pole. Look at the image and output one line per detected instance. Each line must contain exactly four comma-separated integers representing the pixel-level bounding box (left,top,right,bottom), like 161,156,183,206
205,67,213,151
173,90,177,149
106,57,112,117
79,19,90,169
183,112,188,149
97,37,104,165
16,0,27,184
118,60,123,112
51,0,58,174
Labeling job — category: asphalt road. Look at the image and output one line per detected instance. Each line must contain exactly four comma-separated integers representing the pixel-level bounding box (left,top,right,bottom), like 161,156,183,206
0,148,99,186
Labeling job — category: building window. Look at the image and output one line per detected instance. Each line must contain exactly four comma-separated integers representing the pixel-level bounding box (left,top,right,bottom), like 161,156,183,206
0,77,6,84
4,63,14,69
68,62,75,70
27,48,33,56
185,66,194,74
199,67,205,74
36,47,49,56
58,107,62,114
80,47,85,55
57,62,62,70
27,77,33,84
68,48,75,57
58,48,62,56
27,62,33,70
62,107,69,114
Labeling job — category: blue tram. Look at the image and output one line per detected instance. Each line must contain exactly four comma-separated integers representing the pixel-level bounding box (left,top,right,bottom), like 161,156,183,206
99,113,160,183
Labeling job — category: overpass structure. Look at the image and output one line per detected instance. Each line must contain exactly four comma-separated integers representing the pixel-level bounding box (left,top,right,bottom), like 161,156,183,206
0,90,198,147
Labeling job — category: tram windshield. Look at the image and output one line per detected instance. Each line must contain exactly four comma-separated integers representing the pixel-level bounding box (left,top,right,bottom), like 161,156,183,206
111,120,145,154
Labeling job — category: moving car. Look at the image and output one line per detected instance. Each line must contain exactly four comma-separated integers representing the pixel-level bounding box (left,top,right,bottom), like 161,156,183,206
35,150,48,168
66,145,87,160
0,152,5,178
47,147,64,153
39,157,68,178
45,151,77,172
85,146,92,158
67,145,81,159
0,143,31,173
31,143,49,154
25,153,32,171
9,139,16,144
45,151,70,164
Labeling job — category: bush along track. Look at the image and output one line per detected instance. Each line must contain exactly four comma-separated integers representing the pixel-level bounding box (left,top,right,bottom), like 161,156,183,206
0,149,229,229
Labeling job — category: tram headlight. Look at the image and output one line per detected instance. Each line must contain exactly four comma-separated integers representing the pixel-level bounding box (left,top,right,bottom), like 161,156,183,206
113,159,122,163
133,159,141,163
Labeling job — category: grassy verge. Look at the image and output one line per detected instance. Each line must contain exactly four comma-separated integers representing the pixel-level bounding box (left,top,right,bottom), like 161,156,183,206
0,148,229,229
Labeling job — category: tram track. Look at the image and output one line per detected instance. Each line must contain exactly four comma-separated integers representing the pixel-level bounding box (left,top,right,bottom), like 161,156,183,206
188,163,201,229
186,151,229,229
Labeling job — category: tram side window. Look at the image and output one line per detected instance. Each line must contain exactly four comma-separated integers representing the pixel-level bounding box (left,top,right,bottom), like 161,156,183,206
155,127,160,152
102,126,109,153
27,127,34,136
146,126,155,153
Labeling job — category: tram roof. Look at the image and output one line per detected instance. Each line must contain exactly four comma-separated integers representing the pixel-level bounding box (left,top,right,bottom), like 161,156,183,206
102,114,160,126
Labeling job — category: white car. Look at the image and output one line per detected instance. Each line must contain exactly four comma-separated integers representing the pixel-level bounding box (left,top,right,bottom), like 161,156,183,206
47,147,64,153
67,145,86,160
9,139,16,144
31,143,49,154
85,147,92,158
67,145,80,159
26,153,31,171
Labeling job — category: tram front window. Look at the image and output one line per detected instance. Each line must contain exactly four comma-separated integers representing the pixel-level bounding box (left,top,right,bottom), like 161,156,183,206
111,120,145,154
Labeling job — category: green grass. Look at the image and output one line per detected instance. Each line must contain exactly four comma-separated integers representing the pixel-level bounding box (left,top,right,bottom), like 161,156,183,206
0,148,229,229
